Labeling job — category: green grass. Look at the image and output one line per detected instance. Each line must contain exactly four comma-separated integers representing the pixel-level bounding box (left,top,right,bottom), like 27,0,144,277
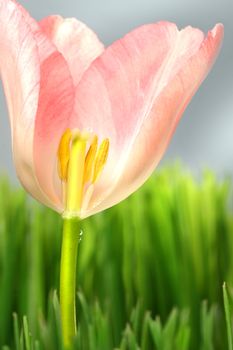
0,164,233,349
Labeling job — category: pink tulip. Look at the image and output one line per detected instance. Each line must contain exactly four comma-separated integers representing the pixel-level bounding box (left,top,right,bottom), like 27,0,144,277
0,0,223,218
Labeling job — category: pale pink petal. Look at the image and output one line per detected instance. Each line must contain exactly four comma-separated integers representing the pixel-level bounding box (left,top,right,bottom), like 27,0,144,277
0,0,54,208
0,0,74,210
39,15,104,85
72,21,210,215
9,1,76,210
10,0,55,61
18,9,76,209
33,51,75,209
86,24,223,217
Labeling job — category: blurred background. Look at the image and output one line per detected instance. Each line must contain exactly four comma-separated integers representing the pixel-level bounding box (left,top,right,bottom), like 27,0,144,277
0,0,232,181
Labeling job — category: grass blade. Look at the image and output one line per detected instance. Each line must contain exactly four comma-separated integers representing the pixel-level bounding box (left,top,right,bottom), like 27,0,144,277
223,283,233,350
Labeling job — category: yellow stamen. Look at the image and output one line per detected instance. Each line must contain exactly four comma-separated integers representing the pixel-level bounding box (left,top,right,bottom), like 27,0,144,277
57,129,72,181
57,129,110,217
66,134,87,214
83,136,98,184
92,139,110,183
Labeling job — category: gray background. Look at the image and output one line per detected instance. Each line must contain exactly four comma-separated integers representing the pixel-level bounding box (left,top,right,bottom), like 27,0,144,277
0,0,232,183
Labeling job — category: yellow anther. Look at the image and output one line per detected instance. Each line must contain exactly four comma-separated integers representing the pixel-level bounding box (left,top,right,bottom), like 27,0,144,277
57,128,110,217
83,136,98,184
57,128,72,181
93,139,110,183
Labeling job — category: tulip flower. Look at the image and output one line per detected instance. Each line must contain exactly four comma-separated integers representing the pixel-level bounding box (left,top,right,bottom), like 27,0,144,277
0,0,223,346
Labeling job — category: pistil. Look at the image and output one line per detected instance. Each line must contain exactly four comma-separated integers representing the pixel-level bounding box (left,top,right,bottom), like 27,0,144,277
66,133,87,215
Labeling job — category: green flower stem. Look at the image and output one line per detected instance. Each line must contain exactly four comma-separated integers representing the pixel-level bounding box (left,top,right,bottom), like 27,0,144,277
60,217,80,347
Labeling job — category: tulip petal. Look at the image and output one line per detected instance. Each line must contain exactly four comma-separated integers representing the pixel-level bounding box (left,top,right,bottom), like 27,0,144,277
33,51,75,209
0,0,55,207
0,0,74,210
9,0,55,61
90,24,223,216
10,1,76,210
72,22,223,217
39,15,104,85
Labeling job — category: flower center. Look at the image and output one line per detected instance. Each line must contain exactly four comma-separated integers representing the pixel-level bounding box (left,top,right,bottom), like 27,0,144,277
57,129,109,217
